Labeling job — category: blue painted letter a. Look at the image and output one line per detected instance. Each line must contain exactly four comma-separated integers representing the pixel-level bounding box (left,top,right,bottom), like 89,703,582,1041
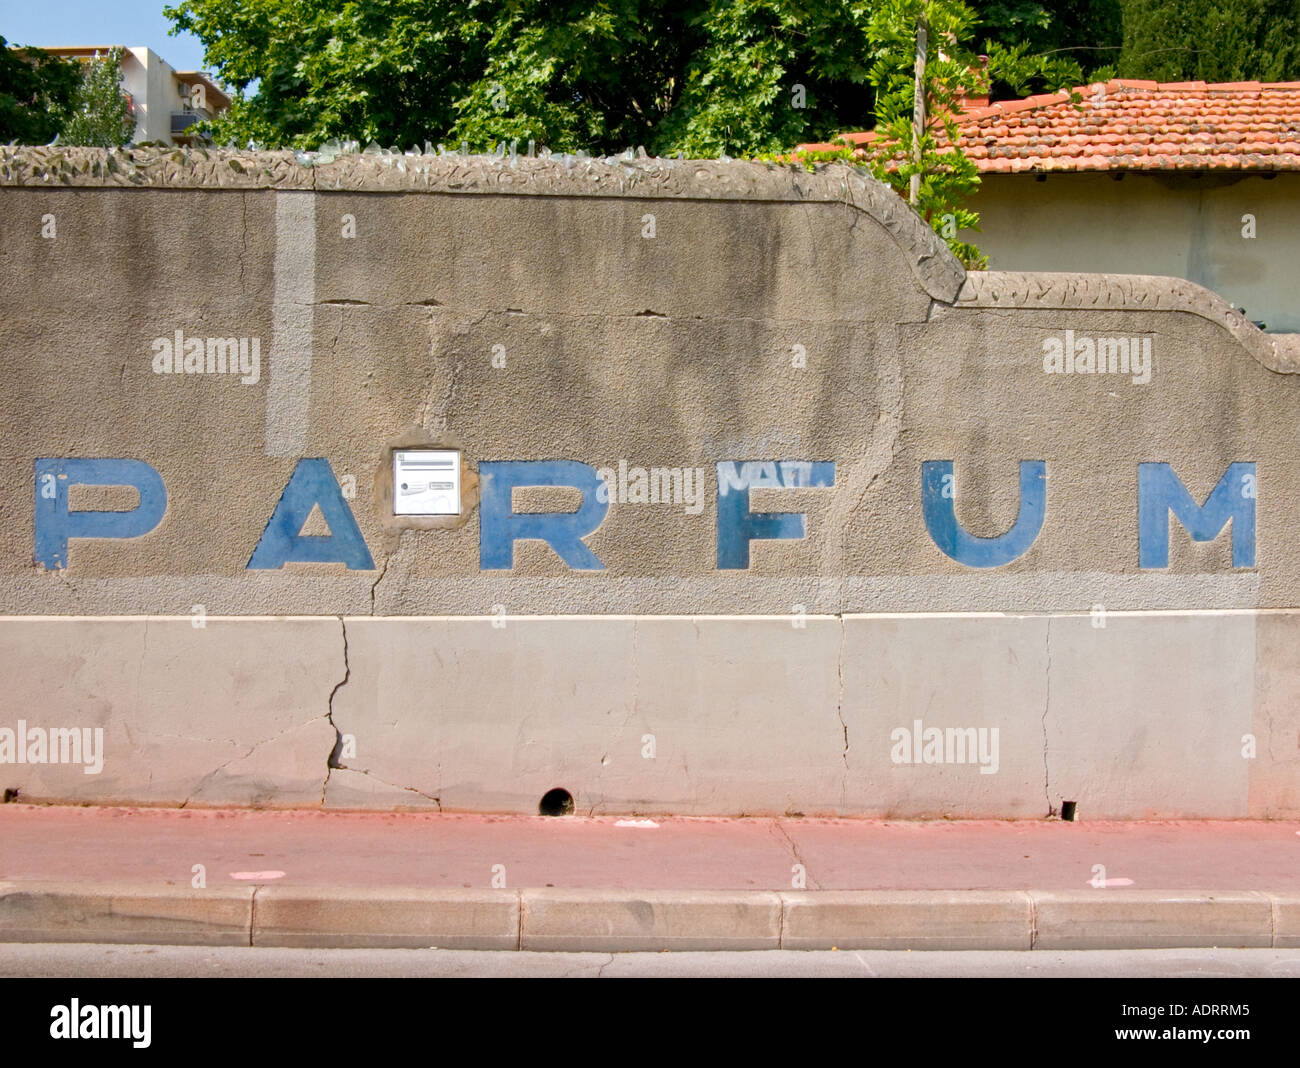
247,458,374,570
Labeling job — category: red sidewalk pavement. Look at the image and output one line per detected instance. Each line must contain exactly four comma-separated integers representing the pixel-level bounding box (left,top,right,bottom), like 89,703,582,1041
2,805,1298,891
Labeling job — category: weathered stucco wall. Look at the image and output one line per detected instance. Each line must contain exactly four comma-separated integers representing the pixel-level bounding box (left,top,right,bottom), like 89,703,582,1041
0,145,1295,817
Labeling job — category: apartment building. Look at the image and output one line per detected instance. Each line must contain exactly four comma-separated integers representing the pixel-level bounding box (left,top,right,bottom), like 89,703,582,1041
41,45,229,146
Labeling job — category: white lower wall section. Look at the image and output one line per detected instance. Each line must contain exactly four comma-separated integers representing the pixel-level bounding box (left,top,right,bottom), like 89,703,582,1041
1043,614,1254,819
0,618,341,807
325,617,846,814
0,613,1286,818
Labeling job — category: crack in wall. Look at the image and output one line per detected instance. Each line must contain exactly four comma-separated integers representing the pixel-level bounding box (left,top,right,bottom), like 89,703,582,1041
821,339,903,580
329,765,443,808
177,710,340,806
328,306,344,364
179,747,248,809
135,617,149,712
1042,617,1053,817
836,614,849,773
369,549,393,615
238,193,248,289
322,616,350,802
631,617,640,734
420,308,484,433
249,885,258,947
424,353,464,433
445,307,887,326
319,614,443,808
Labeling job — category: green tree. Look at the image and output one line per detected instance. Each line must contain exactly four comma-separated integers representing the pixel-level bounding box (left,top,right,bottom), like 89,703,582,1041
1118,0,1300,82
973,0,1122,91
858,0,1091,267
164,0,496,149
57,47,135,147
436,0,718,155
164,0,936,155
0,38,79,144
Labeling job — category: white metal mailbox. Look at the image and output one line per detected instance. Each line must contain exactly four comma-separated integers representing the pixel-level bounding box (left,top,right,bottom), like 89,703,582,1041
393,449,461,515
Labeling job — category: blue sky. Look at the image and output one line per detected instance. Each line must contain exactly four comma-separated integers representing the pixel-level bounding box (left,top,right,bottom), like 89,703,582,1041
1,0,209,71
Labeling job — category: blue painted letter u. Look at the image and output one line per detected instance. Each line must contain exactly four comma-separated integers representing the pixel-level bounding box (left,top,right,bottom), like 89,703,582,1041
922,461,1046,568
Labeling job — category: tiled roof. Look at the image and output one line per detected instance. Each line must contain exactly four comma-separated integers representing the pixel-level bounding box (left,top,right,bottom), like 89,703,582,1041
804,80,1300,173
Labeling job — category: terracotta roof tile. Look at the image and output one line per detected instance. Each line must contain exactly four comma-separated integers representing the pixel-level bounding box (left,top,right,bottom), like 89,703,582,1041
798,80,1300,172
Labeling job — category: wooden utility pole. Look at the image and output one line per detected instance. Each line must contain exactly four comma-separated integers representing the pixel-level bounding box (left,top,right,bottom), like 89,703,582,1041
910,18,927,207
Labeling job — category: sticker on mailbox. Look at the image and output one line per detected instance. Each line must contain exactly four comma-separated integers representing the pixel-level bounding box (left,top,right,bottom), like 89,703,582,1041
394,449,461,516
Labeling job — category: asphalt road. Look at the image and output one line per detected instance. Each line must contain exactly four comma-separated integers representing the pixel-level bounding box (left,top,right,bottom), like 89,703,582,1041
4,944,1300,978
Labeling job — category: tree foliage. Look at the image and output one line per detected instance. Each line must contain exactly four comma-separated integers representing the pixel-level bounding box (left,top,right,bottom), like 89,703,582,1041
1117,0,1300,82
161,0,1300,151
164,0,495,149
857,0,1097,268
0,37,79,144
56,48,135,147
166,0,891,154
170,0,1122,155
973,0,1122,90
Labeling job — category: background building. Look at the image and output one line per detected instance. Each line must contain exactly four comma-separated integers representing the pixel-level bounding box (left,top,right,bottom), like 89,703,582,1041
42,45,229,146
807,80,1300,333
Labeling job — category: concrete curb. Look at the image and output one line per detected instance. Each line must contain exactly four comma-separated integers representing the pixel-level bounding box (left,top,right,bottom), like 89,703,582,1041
0,881,255,947
2,883,1297,951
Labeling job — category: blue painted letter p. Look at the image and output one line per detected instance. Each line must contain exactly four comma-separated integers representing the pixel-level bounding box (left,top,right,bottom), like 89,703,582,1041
34,458,167,570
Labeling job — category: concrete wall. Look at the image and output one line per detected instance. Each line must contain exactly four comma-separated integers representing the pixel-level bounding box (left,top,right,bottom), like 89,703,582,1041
966,171,1300,332
1,144,1297,818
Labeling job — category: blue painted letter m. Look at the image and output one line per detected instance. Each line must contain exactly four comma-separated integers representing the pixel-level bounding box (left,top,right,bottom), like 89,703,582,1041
1138,462,1255,568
